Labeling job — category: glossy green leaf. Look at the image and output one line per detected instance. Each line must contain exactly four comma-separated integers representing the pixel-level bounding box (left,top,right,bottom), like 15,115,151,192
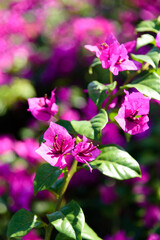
146,47,160,68
131,47,160,69
123,72,160,101
47,200,85,240
71,109,108,141
55,223,102,240
136,34,155,49
49,177,65,197
136,19,160,33
88,145,141,180
82,223,102,240
33,163,62,195
88,81,117,109
56,233,74,240
7,209,44,238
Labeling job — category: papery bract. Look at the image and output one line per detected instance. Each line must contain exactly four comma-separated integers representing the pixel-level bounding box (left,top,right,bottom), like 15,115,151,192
72,135,101,172
156,31,160,50
28,89,58,121
85,33,137,75
115,91,150,135
36,122,76,168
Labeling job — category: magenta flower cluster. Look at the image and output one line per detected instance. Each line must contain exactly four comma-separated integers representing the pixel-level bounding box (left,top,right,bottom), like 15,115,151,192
36,122,101,171
85,33,137,75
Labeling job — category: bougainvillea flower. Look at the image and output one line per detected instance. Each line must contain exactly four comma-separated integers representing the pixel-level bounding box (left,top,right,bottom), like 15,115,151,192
85,33,137,75
156,31,160,50
115,91,150,135
36,122,76,168
109,44,138,75
72,135,101,172
28,89,58,121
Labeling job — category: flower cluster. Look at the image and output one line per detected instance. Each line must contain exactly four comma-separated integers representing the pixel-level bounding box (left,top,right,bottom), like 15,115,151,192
36,122,101,171
85,33,137,75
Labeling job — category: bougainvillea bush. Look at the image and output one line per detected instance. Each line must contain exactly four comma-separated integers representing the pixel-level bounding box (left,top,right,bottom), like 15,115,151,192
1,1,160,240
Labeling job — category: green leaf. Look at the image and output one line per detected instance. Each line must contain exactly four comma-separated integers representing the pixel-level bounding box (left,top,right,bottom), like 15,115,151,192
57,120,77,136
82,223,102,240
136,34,155,49
90,58,101,68
71,109,108,141
146,47,160,68
87,145,141,180
47,200,85,240
123,72,160,101
89,58,102,74
136,19,160,33
55,223,102,240
131,47,160,69
7,209,44,238
56,233,74,240
33,163,62,195
49,177,65,197
88,81,117,109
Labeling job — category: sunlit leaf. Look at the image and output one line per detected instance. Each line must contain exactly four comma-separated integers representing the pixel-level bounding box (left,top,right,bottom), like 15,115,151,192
87,145,141,180
7,209,44,238
123,72,160,101
47,200,85,240
71,109,108,141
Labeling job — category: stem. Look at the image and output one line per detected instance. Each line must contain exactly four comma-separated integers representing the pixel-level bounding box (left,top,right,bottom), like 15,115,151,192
44,160,78,240
110,71,113,84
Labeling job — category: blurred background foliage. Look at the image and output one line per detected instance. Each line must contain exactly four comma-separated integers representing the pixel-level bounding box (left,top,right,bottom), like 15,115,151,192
1,0,160,239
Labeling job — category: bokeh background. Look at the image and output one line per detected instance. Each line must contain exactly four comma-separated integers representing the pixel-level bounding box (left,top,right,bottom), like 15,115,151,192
1,0,160,239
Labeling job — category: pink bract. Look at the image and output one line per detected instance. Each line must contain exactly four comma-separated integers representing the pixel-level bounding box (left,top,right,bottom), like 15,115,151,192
115,91,150,135
85,33,137,75
36,122,76,168
156,31,160,50
27,89,58,121
72,135,101,172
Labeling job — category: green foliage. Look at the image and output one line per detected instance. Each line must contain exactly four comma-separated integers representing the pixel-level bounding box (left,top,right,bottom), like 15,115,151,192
86,145,141,180
136,17,160,33
7,209,44,238
47,200,85,240
71,109,108,141
136,34,155,49
131,47,160,69
88,80,117,110
0,78,36,116
123,72,160,101
81,223,102,240
49,178,65,197
33,163,62,195
55,222,102,240
56,233,74,239
89,58,102,74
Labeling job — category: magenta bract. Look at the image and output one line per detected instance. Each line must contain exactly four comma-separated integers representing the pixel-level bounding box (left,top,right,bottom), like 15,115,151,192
85,33,137,75
27,89,58,121
36,122,76,168
115,91,150,135
156,31,160,50
72,135,101,172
